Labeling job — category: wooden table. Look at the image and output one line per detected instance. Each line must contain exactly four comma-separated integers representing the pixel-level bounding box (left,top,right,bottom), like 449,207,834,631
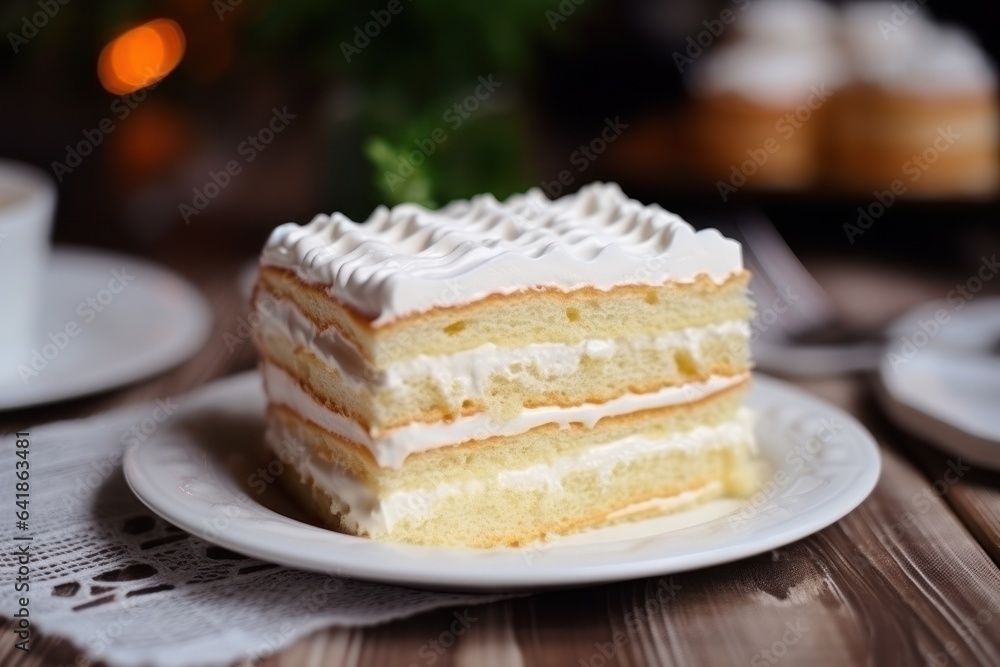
3,248,1000,667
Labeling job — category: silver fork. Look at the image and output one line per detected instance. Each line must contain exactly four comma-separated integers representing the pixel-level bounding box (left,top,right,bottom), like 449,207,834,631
707,211,883,344
695,210,886,376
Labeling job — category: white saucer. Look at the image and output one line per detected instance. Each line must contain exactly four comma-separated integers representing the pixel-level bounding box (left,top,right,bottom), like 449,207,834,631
124,372,879,590
0,247,212,410
877,298,1000,470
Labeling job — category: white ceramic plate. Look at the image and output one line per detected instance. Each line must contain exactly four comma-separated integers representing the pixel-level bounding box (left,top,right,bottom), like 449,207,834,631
877,297,1000,470
124,371,879,590
0,247,212,410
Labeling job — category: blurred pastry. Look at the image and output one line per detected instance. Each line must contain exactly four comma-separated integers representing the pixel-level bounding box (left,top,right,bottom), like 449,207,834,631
685,0,844,194
832,4,999,197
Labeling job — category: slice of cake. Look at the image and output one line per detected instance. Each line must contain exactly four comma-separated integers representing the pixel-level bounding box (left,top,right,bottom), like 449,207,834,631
252,183,757,548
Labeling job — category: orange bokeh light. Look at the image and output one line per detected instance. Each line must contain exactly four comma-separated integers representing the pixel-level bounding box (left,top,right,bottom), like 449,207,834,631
98,19,185,95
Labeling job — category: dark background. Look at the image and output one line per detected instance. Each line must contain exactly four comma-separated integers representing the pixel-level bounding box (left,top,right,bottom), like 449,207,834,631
1,0,996,274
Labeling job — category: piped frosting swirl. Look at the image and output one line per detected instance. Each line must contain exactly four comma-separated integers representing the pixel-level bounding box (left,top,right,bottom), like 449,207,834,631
262,183,742,325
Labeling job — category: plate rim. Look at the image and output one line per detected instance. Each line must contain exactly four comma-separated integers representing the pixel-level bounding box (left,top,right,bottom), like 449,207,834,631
0,246,213,410
876,297,1000,470
124,372,881,591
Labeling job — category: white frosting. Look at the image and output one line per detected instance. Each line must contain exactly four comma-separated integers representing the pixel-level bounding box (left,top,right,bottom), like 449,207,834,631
261,295,750,402
271,409,754,534
841,4,997,95
691,41,847,106
263,362,749,468
692,1,996,103
689,0,845,106
735,0,839,46
261,183,742,326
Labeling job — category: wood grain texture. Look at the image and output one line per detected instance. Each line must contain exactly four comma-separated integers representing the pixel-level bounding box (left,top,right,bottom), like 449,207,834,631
906,436,1000,567
4,256,1000,667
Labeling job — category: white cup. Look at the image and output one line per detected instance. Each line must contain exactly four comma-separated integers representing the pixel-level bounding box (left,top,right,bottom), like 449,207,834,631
0,160,57,380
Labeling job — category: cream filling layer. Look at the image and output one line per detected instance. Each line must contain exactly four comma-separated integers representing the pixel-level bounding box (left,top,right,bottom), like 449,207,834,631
259,296,750,401
271,408,755,535
263,362,749,468
604,482,724,521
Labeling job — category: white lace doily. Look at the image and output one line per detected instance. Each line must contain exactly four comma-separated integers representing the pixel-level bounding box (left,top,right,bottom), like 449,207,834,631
0,388,508,667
